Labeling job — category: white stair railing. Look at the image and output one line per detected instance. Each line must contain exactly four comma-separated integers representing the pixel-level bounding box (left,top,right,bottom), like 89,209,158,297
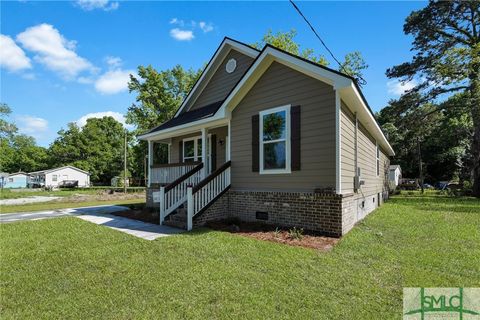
159,163,204,224
186,161,231,230
151,162,201,185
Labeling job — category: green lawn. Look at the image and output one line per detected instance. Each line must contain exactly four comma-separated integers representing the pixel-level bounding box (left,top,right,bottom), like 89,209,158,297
1,195,478,319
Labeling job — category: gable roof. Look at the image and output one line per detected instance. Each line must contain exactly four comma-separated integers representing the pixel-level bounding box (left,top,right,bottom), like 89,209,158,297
29,165,90,175
173,37,259,117
138,38,394,156
7,172,29,177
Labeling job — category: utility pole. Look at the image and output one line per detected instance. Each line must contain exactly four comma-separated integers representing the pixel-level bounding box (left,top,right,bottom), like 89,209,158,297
124,130,127,194
417,138,424,194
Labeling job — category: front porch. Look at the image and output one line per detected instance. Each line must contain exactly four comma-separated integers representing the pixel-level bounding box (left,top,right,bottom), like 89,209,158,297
145,123,231,231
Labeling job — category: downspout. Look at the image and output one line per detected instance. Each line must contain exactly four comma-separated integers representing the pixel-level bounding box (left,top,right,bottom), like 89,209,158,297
354,112,359,193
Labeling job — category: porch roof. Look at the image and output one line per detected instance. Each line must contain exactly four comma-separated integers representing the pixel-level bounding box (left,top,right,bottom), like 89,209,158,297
145,100,224,135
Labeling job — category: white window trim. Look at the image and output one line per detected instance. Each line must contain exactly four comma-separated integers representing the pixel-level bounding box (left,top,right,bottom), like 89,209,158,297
376,142,380,177
259,104,291,175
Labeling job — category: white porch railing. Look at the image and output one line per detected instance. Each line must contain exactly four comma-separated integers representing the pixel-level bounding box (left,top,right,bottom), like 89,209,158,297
187,161,231,230
151,162,201,185
159,163,204,223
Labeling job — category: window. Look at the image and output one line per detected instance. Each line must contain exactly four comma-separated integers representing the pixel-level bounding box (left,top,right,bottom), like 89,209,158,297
8,178,13,182
376,143,380,176
52,175,57,182
259,105,291,174
183,137,203,162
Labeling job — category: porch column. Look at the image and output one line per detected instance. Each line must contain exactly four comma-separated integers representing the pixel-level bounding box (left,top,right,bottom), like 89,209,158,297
148,140,153,187
227,120,231,161
201,127,207,178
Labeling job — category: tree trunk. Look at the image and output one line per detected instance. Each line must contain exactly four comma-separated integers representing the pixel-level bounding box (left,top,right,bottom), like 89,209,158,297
471,77,480,198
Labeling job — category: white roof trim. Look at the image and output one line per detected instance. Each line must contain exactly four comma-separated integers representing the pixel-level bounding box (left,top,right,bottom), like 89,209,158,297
29,165,90,175
217,46,394,156
173,38,259,118
141,43,394,156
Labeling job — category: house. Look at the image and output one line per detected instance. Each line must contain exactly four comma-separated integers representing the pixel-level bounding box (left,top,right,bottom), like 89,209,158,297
29,166,90,188
388,165,402,191
3,172,29,189
138,37,394,237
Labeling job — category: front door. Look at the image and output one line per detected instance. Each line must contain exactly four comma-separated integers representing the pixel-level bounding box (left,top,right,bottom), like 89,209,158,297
182,136,213,174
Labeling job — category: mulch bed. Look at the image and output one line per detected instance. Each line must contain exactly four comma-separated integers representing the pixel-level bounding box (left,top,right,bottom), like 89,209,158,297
206,220,339,251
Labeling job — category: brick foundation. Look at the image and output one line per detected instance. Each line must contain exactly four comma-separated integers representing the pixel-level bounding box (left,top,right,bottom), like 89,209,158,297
148,187,384,237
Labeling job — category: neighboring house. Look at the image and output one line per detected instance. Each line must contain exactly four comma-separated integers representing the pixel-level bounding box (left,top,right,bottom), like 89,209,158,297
388,165,402,191
29,166,90,188
3,172,29,189
0,172,9,188
139,37,394,237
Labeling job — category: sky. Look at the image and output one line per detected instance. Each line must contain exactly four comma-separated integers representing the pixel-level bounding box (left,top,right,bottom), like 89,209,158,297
0,0,426,146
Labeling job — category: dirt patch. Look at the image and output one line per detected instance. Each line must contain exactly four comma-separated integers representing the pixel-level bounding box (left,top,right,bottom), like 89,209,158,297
206,220,339,251
56,191,146,203
110,205,159,224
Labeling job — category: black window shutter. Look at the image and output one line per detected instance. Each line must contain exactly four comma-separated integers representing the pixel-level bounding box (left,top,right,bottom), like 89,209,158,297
291,105,301,171
252,114,260,172
179,141,183,163
211,134,217,171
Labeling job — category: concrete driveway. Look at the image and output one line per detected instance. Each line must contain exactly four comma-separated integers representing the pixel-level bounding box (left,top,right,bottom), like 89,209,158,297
0,205,183,240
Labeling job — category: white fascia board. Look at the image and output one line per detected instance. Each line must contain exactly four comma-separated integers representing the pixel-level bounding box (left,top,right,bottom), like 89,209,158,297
138,115,229,141
173,39,259,118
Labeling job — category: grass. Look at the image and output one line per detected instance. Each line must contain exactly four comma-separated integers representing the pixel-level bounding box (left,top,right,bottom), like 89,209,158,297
0,198,145,213
1,194,479,319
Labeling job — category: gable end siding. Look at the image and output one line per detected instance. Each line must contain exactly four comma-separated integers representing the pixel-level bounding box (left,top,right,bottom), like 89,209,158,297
188,49,254,111
230,61,336,192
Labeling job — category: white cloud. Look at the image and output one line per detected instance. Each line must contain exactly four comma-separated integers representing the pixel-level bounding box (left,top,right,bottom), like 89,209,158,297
170,28,194,41
94,69,134,94
76,111,132,129
16,23,94,79
199,22,213,33
16,115,49,135
387,79,417,96
169,18,184,26
105,56,122,68
0,34,32,72
75,0,119,11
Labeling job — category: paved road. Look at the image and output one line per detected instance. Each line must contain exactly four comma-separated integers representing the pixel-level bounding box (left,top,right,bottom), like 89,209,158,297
0,205,183,240
0,205,129,223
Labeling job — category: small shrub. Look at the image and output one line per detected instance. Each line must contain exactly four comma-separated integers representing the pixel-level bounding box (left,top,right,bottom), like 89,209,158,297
288,227,304,240
273,227,281,238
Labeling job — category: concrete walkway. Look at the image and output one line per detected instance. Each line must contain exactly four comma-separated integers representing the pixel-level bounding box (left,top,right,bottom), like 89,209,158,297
0,205,183,240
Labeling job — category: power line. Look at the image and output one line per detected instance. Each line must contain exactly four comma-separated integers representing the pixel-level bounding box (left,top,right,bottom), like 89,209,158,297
289,0,366,85
289,0,344,68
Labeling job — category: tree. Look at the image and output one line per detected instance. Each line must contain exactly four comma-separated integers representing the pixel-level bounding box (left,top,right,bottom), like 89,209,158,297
386,1,480,196
0,103,48,173
127,65,202,133
377,93,473,185
49,117,131,184
126,65,202,176
253,29,368,86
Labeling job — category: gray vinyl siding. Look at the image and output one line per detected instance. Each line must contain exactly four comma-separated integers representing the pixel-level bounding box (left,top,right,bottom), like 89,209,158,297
340,102,356,194
189,49,254,111
340,101,390,196
230,61,336,192
169,127,228,169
